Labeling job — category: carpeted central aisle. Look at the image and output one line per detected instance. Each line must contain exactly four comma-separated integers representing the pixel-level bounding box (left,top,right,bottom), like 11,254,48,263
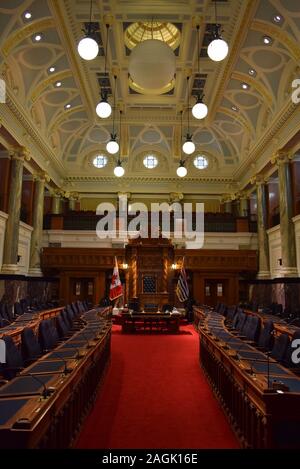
76,325,239,449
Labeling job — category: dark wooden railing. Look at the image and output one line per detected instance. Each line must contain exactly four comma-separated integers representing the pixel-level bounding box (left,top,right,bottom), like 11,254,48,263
43,212,257,233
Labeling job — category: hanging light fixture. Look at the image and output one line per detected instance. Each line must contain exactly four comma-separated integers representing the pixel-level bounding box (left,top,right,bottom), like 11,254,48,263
182,77,195,155
192,25,208,120
114,160,125,177
77,0,99,60
96,23,112,118
114,110,125,177
177,161,187,178
207,0,229,62
177,111,188,177
106,75,119,154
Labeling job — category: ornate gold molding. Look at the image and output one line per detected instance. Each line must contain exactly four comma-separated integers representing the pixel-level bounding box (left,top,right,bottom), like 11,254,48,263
31,71,73,103
250,174,268,186
1,86,65,177
218,106,253,136
231,71,273,106
65,175,236,184
251,20,300,61
208,0,260,122
2,18,55,57
234,99,298,181
271,149,294,165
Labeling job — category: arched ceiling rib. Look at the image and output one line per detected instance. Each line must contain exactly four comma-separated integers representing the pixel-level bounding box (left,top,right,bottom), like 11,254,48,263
0,0,299,189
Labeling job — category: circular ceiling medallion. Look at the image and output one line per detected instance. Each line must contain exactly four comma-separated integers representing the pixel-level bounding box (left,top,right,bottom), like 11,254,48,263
234,92,260,108
20,46,55,69
193,130,215,145
140,128,162,144
125,21,180,50
60,120,82,132
251,49,283,72
129,39,176,92
220,121,243,135
88,128,109,143
43,90,70,106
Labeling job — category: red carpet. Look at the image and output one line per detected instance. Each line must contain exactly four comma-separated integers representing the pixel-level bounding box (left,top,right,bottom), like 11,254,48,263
76,325,239,449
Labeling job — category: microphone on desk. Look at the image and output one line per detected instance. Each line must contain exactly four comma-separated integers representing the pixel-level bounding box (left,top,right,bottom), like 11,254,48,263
221,333,241,350
49,351,73,374
285,317,300,326
78,331,95,348
27,373,55,399
227,341,249,361
81,331,98,348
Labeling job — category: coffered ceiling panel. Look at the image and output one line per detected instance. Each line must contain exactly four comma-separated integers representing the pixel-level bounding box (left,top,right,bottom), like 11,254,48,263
0,0,299,194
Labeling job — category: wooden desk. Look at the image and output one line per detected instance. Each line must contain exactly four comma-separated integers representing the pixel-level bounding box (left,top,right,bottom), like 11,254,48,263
243,309,298,339
0,307,64,346
0,308,111,448
197,307,300,448
121,313,180,333
193,306,299,340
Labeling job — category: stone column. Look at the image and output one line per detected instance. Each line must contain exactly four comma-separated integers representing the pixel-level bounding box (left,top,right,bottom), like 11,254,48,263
274,151,298,276
68,192,79,211
51,190,62,214
118,192,130,233
2,147,29,274
0,150,11,213
238,193,249,217
222,195,232,213
255,177,271,279
29,173,47,276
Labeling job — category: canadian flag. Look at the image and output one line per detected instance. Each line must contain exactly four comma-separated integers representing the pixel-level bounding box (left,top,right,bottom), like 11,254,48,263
109,257,123,301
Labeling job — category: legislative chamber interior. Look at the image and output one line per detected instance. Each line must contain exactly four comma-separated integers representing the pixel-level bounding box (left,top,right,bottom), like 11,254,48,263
1,0,300,451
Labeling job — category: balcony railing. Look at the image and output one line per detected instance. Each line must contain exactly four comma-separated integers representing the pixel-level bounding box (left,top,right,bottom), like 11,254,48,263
43,212,257,233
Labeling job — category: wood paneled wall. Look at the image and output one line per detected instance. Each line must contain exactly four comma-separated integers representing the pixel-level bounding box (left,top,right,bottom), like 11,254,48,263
42,247,257,306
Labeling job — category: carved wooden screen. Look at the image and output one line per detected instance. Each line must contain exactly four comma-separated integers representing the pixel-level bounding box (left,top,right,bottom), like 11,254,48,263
143,275,157,293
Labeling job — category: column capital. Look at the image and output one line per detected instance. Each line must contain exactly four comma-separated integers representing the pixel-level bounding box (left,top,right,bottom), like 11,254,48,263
118,191,131,200
250,174,268,186
221,193,234,203
33,171,50,183
236,190,249,200
50,188,64,198
271,150,294,165
69,191,79,200
9,146,31,161
169,192,184,203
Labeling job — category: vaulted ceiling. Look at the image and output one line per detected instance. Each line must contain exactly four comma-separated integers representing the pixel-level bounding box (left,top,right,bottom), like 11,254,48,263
0,0,300,196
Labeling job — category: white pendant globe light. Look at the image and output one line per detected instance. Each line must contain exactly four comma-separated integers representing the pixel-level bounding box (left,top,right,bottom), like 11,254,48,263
192,96,208,119
106,134,119,154
207,3,228,62
207,37,228,62
129,39,175,91
96,93,112,118
114,161,125,177
78,36,99,61
77,0,99,60
182,76,195,155
96,23,111,118
106,76,119,152
177,161,187,178
193,26,209,119
182,135,195,155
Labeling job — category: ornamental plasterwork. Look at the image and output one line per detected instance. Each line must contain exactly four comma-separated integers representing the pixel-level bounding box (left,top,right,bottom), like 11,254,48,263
0,0,299,194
